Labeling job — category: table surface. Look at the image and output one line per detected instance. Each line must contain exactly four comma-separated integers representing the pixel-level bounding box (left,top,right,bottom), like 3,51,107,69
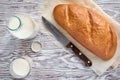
0,0,120,80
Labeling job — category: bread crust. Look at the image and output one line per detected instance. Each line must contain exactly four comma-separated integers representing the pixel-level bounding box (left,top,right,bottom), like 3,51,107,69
53,4,117,60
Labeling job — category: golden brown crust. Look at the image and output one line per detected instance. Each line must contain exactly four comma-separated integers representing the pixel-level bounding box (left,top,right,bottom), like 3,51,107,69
53,4,117,60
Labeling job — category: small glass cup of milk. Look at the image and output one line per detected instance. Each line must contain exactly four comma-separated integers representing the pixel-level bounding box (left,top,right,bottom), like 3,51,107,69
10,58,31,79
7,14,38,39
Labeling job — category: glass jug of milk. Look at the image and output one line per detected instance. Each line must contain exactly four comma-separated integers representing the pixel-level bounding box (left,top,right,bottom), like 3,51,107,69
7,14,37,39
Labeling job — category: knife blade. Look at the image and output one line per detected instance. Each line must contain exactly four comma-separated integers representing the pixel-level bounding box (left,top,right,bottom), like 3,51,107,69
42,16,92,67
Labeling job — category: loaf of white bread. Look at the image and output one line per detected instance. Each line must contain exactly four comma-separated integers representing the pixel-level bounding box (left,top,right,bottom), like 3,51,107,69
53,4,117,60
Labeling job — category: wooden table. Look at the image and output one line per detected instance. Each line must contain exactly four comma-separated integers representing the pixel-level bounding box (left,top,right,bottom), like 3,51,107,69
0,0,120,80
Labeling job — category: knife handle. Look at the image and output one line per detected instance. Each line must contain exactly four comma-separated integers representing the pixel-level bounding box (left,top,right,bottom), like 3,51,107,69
66,42,92,67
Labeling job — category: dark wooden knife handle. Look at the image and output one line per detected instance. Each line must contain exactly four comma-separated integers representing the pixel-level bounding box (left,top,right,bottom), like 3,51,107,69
66,42,92,67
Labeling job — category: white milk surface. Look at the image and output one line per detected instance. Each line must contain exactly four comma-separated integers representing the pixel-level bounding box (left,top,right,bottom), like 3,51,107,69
10,58,30,78
31,41,42,52
8,16,20,30
8,14,36,39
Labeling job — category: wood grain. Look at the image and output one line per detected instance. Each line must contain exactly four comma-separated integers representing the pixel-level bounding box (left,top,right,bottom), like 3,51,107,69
0,0,120,80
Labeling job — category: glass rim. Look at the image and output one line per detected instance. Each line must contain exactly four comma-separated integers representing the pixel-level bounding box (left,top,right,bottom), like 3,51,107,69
7,16,22,31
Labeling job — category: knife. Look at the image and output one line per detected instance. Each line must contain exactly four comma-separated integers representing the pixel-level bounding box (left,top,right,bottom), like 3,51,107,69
42,16,92,67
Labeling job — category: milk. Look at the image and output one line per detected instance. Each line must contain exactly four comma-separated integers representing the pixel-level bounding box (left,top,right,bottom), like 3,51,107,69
8,16,20,30
10,58,30,79
7,14,37,39
31,41,42,52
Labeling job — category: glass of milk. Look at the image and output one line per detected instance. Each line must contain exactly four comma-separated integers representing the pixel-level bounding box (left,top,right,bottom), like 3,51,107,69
10,58,31,79
7,14,38,39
